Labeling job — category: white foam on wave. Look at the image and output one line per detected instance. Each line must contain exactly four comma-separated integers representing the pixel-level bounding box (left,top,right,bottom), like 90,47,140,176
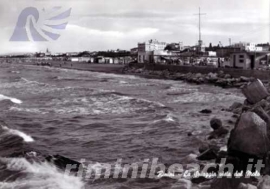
139,98,166,108
11,71,20,74
0,94,22,104
21,77,52,87
164,113,177,123
2,126,34,142
0,158,84,189
119,80,128,84
119,96,166,108
172,92,245,103
151,113,178,124
166,87,198,96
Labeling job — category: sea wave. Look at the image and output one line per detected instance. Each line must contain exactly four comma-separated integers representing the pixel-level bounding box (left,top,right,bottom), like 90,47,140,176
150,113,178,124
1,126,34,143
0,158,84,189
21,77,52,87
172,92,244,103
0,94,22,104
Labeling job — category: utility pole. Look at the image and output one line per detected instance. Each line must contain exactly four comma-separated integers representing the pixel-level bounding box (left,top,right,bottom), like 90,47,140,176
194,7,206,52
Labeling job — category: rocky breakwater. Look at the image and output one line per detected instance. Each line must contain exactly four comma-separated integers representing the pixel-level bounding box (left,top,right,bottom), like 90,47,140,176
182,79,270,189
169,79,270,189
123,66,255,88
175,72,251,88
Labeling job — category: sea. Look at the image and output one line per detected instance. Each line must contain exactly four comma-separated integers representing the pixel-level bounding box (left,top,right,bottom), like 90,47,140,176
0,63,245,189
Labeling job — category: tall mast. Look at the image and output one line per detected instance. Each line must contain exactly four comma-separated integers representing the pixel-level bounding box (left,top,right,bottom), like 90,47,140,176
194,7,206,51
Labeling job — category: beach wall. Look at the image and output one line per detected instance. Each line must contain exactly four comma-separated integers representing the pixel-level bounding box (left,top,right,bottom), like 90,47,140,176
131,63,270,80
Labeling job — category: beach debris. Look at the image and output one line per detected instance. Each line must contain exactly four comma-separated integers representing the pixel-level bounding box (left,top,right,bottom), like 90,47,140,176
241,79,269,104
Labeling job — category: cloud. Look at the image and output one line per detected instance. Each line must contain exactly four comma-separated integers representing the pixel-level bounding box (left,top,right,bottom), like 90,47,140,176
0,0,269,54
206,16,269,25
74,11,177,19
183,24,239,37
67,24,159,38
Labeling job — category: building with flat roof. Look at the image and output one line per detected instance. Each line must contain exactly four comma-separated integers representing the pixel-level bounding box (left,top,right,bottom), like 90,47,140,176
229,51,270,69
138,39,168,63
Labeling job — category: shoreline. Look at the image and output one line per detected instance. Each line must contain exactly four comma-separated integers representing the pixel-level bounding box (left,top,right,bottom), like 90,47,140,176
42,62,264,89
122,64,270,88
4,59,267,88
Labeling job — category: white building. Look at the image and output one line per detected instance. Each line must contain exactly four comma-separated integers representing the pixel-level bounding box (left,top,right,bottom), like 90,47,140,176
138,39,167,63
233,42,263,52
70,57,91,62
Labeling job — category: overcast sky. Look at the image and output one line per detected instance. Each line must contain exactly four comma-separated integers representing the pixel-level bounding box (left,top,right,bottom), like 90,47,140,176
0,0,269,54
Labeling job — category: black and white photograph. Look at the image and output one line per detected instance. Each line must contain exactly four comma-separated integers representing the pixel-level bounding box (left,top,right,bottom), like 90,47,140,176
0,0,269,188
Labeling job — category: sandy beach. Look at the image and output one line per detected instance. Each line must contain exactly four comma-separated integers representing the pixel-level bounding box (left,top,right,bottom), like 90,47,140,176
45,61,125,74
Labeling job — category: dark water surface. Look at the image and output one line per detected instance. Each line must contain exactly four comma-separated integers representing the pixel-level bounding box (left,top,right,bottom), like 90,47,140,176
0,63,244,189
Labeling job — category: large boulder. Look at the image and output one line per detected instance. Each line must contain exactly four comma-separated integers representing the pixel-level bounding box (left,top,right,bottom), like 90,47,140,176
228,112,270,158
241,79,269,104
